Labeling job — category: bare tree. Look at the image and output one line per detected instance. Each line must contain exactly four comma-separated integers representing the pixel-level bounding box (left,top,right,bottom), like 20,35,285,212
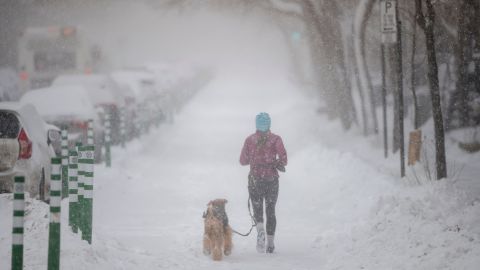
354,0,378,134
415,0,447,179
409,8,420,130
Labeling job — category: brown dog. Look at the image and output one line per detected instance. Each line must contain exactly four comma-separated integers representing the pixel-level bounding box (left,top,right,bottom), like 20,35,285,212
203,198,233,261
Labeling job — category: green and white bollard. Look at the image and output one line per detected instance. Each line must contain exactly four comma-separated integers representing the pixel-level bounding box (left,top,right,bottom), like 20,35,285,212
61,129,69,198
120,108,126,148
81,120,95,244
48,158,61,270
76,142,84,235
68,149,79,233
87,119,94,159
82,144,94,244
11,175,25,270
104,113,112,167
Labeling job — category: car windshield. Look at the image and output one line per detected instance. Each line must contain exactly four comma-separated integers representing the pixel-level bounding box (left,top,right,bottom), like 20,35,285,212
34,50,76,72
0,111,20,138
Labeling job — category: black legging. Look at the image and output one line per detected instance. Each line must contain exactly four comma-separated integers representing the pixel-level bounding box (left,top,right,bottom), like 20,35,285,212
248,176,279,236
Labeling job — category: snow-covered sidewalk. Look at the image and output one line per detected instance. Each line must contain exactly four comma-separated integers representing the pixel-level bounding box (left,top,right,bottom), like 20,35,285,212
1,72,480,269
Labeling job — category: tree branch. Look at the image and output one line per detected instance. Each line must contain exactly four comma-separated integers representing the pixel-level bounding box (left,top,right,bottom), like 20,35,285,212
415,0,426,31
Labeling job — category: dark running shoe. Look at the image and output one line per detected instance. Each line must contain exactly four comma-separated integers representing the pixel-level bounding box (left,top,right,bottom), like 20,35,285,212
266,235,275,253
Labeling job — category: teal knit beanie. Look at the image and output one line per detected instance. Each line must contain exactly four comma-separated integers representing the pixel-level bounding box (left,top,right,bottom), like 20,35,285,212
256,112,271,132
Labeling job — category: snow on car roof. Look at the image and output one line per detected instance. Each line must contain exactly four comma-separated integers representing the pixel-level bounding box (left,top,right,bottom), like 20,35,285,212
143,62,197,91
19,85,97,121
110,71,156,101
0,101,24,111
52,74,122,106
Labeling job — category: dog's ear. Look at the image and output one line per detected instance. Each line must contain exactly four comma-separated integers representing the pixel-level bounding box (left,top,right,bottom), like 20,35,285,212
214,199,228,206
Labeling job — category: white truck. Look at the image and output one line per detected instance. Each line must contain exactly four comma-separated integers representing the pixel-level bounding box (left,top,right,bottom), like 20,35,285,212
17,26,101,91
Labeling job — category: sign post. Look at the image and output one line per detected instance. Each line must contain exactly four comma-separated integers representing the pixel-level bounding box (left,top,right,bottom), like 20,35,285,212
380,0,397,159
380,0,404,177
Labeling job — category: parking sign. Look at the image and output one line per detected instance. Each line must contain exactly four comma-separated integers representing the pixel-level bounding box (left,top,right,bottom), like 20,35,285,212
380,0,397,43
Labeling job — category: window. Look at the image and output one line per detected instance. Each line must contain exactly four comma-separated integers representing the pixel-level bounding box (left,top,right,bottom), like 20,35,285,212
0,111,20,139
34,51,76,72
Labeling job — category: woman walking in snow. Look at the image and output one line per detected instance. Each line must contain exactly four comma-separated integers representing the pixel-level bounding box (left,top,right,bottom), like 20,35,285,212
239,112,288,253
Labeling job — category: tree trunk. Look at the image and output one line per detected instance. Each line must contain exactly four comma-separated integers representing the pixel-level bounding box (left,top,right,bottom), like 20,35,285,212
410,16,420,130
351,22,369,135
299,0,356,130
391,45,401,153
456,0,469,128
354,0,378,134
416,0,447,179
326,1,356,129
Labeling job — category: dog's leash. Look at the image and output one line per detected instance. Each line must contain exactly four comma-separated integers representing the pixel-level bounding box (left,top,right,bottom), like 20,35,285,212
231,196,257,237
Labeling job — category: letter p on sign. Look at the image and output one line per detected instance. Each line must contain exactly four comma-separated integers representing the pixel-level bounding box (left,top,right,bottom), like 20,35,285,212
380,0,397,43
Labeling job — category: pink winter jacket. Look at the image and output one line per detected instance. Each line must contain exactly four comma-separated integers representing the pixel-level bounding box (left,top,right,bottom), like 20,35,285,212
240,131,288,179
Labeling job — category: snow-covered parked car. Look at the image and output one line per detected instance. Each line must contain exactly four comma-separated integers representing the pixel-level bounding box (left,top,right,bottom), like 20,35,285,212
111,70,163,135
0,102,60,201
20,85,104,162
52,74,125,144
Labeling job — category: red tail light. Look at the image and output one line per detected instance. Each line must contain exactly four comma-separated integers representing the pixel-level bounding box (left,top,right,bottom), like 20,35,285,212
18,128,32,159
19,71,29,81
73,121,88,130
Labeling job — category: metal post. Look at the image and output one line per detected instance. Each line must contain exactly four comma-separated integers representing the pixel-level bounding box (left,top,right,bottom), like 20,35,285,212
380,0,397,158
120,108,126,148
61,129,69,198
48,158,61,270
76,142,84,234
105,113,111,167
68,149,79,233
11,175,25,270
381,44,388,158
397,19,405,177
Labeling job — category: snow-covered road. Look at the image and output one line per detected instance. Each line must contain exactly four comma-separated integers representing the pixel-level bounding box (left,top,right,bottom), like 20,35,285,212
1,72,480,269
92,73,340,269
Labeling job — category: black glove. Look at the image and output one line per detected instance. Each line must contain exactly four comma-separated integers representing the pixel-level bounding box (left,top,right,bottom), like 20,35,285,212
275,160,285,172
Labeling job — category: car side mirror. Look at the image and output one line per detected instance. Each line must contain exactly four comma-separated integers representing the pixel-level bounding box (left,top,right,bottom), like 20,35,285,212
47,130,61,145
